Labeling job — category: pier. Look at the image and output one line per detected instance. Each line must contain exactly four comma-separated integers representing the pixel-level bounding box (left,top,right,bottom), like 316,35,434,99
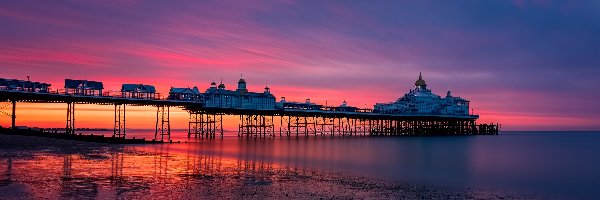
0,77,498,143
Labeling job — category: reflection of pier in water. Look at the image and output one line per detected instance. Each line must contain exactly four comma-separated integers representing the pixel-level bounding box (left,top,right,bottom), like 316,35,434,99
1,158,12,186
0,144,397,199
60,155,100,199
184,153,223,179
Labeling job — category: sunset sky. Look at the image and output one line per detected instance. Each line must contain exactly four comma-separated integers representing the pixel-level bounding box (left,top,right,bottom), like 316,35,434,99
1,0,599,131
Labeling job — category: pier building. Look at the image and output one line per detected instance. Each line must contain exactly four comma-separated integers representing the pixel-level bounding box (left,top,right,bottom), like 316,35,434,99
121,84,156,99
64,79,104,96
374,73,469,115
202,78,276,110
0,78,50,93
168,86,201,101
331,101,359,112
280,98,323,110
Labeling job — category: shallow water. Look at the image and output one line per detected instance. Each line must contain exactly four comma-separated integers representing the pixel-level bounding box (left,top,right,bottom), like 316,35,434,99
1,131,599,199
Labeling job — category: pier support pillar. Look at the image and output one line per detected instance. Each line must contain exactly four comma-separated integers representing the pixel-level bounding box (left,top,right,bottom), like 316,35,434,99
66,102,75,134
155,105,170,141
11,100,16,130
113,104,126,138
283,115,313,137
315,116,333,136
239,114,274,137
279,115,291,136
188,111,223,138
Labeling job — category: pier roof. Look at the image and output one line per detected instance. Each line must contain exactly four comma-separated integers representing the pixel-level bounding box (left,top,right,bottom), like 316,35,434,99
65,79,104,90
0,78,51,87
121,84,156,93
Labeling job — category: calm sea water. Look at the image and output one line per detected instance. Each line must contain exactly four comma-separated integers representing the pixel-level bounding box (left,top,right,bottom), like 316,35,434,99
1,131,599,199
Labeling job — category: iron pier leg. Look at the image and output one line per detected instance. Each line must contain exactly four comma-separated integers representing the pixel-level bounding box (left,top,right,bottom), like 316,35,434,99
155,106,159,139
66,102,75,134
167,106,170,140
363,119,367,136
271,115,275,137
113,104,126,138
219,114,224,138
123,104,126,137
114,104,118,137
287,116,291,137
368,120,372,136
72,103,75,134
313,116,317,137
154,105,169,141
295,116,299,137
11,100,15,130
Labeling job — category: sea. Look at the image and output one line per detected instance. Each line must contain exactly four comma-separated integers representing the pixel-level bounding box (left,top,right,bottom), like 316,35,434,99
1,131,599,199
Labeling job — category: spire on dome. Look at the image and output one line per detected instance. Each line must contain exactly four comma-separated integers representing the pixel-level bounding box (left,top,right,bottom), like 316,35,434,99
237,73,247,92
218,78,225,89
238,73,246,84
415,72,427,87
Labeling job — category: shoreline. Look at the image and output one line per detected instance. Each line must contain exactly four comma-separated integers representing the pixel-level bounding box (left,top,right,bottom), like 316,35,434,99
0,134,543,199
0,127,171,144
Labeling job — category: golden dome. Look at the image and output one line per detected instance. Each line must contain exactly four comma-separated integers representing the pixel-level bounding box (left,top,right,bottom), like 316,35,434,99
414,73,427,87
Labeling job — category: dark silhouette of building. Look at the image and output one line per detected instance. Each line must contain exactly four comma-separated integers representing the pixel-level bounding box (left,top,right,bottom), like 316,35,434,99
121,84,156,99
64,79,104,96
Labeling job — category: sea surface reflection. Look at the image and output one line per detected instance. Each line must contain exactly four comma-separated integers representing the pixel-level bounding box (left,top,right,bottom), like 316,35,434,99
1,131,600,199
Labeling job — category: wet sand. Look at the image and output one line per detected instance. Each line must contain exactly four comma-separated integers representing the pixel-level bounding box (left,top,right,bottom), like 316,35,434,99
0,134,537,199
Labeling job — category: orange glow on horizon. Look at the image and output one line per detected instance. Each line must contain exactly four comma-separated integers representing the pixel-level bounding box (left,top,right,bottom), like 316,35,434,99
2,102,597,131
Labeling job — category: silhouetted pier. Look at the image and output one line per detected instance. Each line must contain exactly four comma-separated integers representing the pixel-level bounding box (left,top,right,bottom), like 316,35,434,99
0,77,498,143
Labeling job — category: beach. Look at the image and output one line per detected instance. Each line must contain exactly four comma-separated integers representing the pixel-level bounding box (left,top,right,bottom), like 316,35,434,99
0,133,543,199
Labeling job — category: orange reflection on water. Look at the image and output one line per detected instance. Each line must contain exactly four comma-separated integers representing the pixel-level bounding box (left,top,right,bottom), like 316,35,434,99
2,133,552,199
0,138,346,199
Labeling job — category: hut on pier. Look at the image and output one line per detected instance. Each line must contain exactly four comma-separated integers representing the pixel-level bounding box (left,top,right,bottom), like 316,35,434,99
64,79,104,96
331,100,358,112
121,84,156,99
0,78,51,93
280,97,323,110
168,86,201,101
